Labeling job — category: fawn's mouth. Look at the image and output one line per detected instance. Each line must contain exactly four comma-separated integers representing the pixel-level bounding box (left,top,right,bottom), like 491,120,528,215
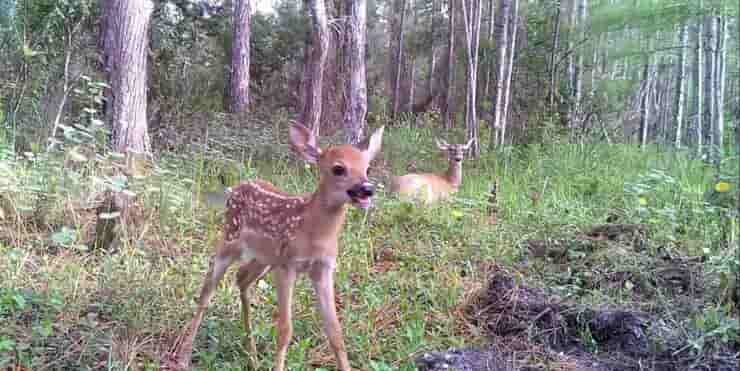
347,184,375,209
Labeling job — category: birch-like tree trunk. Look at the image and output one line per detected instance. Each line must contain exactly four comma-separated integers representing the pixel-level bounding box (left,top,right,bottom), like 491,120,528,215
673,23,688,148
392,0,408,118
342,0,367,144
228,0,251,113
548,3,561,111
571,0,586,130
640,49,653,149
482,0,495,99
442,0,455,129
489,0,509,148
703,15,717,157
461,0,483,155
105,0,154,155
693,15,704,153
499,0,518,147
300,0,329,136
714,14,727,159
566,0,577,125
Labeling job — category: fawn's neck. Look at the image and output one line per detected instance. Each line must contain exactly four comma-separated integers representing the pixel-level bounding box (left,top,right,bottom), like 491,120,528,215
302,184,348,242
445,159,463,188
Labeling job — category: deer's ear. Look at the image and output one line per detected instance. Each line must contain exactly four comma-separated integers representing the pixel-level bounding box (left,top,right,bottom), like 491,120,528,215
435,138,450,150
358,126,384,161
463,137,475,150
289,122,321,163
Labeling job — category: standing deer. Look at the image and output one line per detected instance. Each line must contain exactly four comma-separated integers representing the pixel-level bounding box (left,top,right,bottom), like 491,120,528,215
168,123,384,371
390,138,474,204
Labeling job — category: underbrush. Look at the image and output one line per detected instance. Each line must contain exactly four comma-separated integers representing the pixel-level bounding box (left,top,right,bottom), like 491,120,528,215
0,122,737,370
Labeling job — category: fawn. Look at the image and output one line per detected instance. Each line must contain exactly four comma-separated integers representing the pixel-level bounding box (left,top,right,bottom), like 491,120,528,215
389,138,474,204
168,123,384,371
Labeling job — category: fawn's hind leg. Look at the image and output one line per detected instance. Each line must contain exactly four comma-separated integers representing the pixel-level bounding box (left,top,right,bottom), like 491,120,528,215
236,260,271,369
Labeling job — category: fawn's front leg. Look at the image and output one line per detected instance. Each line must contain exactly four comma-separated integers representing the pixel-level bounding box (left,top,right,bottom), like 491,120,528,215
310,261,351,371
274,265,298,371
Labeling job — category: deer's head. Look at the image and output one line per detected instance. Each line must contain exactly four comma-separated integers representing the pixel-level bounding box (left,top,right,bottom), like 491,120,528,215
435,138,474,163
290,123,384,210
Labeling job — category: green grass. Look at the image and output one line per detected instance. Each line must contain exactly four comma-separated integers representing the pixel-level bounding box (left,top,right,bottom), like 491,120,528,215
0,124,737,370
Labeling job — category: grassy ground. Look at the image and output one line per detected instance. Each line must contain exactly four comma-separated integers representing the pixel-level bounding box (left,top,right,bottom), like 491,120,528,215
0,124,737,370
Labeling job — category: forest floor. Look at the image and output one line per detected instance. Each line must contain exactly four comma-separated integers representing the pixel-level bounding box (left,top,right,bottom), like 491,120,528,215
1,119,738,370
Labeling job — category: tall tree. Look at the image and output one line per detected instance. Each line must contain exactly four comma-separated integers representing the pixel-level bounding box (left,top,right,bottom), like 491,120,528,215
703,15,717,157
103,0,154,155
714,14,728,160
343,0,367,144
490,0,509,148
461,0,483,155
391,0,408,118
571,0,586,130
639,41,654,149
499,0,518,146
482,0,495,98
673,22,688,148
300,0,329,136
228,0,252,113
427,0,439,99
547,1,561,111
442,0,456,129
693,11,704,153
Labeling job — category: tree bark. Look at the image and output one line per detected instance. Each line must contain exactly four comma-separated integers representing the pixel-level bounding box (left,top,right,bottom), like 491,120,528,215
461,0,483,155
105,0,154,155
489,0,509,148
714,14,727,160
640,48,653,150
427,0,439,99
343,0,367,144
499,0,517,147
547,3,561,111
571,0,586,132
703,15,717,158
693,14,704,153
228,0,251,113
392,0,408,118
482,0,495,99
566,0,577,126
442,0,456,129
300,0,330,136
674,23,688,148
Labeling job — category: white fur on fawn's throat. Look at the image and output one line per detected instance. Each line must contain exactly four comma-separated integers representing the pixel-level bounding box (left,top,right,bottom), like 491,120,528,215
225,181,310,243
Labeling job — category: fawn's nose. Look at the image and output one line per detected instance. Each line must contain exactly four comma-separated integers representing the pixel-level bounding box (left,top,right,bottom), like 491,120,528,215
348,182,375,198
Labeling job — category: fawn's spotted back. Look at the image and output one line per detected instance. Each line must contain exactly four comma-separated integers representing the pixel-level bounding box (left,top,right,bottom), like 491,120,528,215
224,180,310,242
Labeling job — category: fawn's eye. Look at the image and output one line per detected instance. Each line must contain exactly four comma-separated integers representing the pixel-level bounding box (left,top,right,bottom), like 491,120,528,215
331,165,347,176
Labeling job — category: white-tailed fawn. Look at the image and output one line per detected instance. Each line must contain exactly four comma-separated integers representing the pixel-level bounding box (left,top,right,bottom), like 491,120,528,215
390,138,474,204
168,122,384,371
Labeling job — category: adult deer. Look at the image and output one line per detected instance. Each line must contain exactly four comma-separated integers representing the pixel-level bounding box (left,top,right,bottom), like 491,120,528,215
390,138,473,204
168,122,384,371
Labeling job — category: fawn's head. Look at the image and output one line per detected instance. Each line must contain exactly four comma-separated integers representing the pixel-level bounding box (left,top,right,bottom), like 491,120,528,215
290,123,384,210
435,138,474,163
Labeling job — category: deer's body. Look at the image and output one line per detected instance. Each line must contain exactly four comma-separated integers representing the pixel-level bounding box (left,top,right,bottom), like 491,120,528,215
390,138,473,204
169,124,384,371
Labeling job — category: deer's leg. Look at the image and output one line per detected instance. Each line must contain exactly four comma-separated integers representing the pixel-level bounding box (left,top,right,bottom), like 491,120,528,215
171,239,241,368
235,260,271,370
273,265,297,371
309,262,351,371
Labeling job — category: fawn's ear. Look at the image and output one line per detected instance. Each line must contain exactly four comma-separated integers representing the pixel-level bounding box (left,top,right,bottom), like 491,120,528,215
358,126,384,161
435,138,450,151
289,122,321,163
463,137,475,150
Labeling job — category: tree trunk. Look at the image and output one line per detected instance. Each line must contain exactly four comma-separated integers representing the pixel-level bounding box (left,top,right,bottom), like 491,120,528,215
482,0,495,99
228,0,251,113
566,0,577,126
427,0,439,99
442,0,456,129
105,0,154,155
300,0,329,136
714,14,727,160
499,0,517,147
674,22,688,148
461,0,483,155
703,15,716,158
548,3,561,111
693,14,704,153
570,0,586,134
392,0,408,118
489,0,509,148
343,0,367,144
640,50,653,150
